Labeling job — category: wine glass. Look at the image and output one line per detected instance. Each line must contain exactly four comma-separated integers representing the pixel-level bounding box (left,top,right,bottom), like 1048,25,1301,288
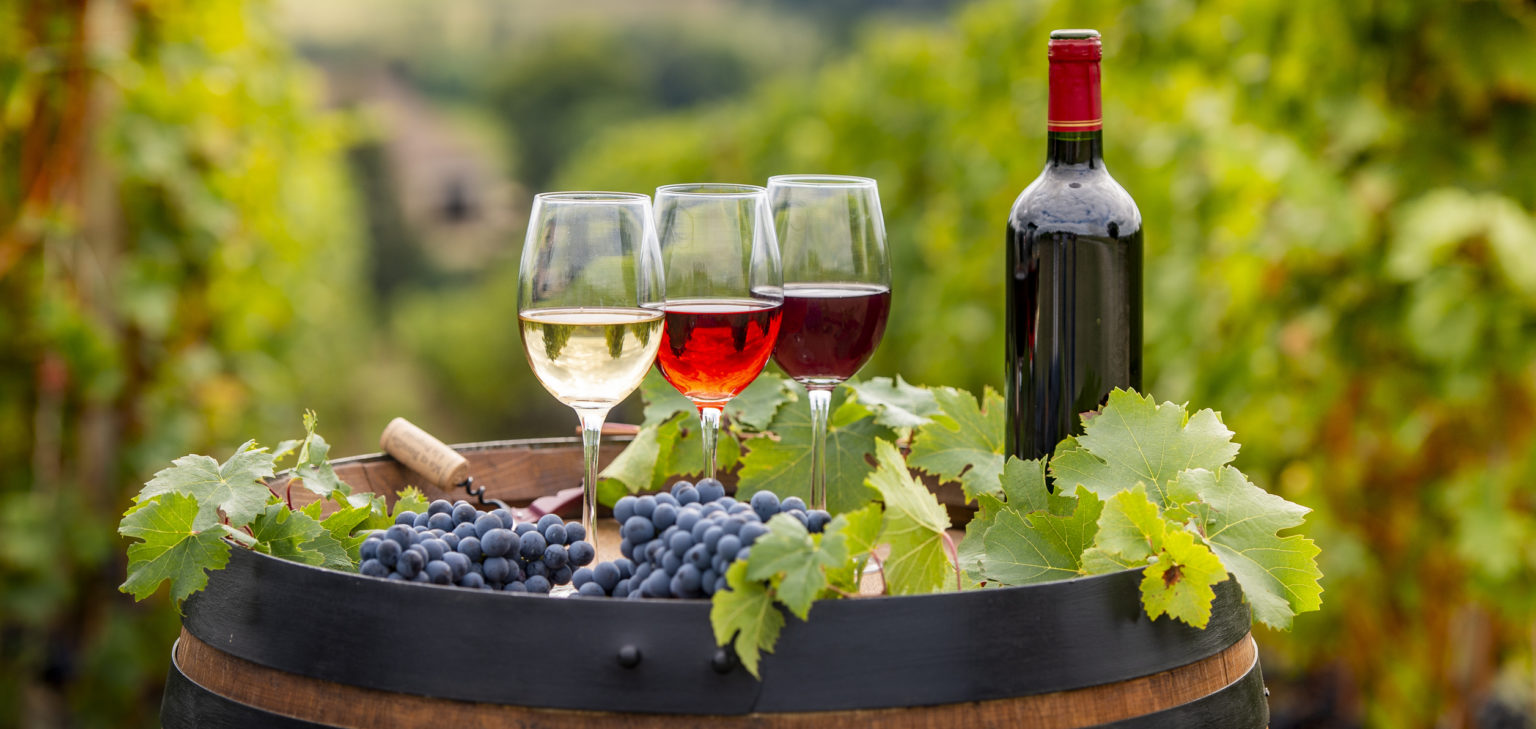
519,192,664,564
653,184,783,481
767,175,891,511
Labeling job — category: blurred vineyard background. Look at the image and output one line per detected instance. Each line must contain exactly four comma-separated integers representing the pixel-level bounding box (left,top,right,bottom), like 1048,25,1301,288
3,0,1535,726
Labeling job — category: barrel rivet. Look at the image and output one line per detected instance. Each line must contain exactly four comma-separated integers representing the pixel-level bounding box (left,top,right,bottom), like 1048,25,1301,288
710,647,735,674
617,645,642,668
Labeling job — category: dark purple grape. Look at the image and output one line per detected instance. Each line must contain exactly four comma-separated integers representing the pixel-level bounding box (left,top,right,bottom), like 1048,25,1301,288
451,503,478,525
542,522,568,546
519,531,547,561
443,552,470,580
525,575,551,594
567,540,595,567
481,528,517,558
483,556,511,583
425,561,452,585
428,499,453,516
456,536,483,562
393,511,417,527
460,572,485,589
577,582,606,597
543,544,568,570
360,559,388,578
564,522,586,543
614,495,639,524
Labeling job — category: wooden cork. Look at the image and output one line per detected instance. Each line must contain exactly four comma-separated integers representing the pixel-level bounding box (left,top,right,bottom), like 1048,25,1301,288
379,418,469,488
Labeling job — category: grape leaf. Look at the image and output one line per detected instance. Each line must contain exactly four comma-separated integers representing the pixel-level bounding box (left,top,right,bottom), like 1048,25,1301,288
118,493,233,603
303,498,380,568
865,439,951,594
825,505,884,591
745,514,849,618
847,375,938,429
710,560,784,678
664,410,741,481
597,412,673,502
1088,483,1166,566
137,440,276,527
1049,389,1240,507
736,390,893,514
1178,467,1324,630
999,456,1074,516
726,373,796,431
907,386,1007,500
955,492,1000,581
288,411,350,499
393,486,430,517
249,502,328,566
981,486,1102,584
639,369,694,426
1140,529,1228,629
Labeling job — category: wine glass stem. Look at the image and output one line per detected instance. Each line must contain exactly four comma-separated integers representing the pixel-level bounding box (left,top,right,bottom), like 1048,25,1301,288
575,407,609,563
699,405,723,480
808,387,832,511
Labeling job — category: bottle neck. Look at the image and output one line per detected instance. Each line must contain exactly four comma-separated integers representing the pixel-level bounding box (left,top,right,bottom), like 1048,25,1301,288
1045,44,1102,167
1047,131,1103,167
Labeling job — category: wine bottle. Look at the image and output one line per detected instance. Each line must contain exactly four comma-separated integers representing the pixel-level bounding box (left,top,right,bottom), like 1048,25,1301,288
1005,29,1143,462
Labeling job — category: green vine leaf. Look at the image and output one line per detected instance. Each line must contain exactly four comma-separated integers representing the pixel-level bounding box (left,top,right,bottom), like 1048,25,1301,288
1049,389,1240,506
825,505,884,591
745,514,848,619
736,389,892,513
1177,467,1324,630
710,560,784,679
725,373,796,432
1085,483,1166,570
866,439,951,594
907,386,1006,500
981,485,1102,584
249,502,329,567
847,375,939,429
118,492,232,603
137,440,276,527
1140,529,1227,629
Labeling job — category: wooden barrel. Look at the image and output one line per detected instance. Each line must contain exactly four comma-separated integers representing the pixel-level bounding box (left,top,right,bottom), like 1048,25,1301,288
162,438,1269,729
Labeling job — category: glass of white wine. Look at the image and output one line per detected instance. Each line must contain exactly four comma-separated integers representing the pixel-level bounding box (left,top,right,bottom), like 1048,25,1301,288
518,192,664,565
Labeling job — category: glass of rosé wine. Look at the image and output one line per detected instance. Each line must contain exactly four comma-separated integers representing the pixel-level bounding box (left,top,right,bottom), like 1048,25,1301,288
653,184,784,481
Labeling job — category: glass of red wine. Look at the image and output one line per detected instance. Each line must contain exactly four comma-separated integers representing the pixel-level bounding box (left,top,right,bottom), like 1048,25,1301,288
653,184,784,481
767,175,891,511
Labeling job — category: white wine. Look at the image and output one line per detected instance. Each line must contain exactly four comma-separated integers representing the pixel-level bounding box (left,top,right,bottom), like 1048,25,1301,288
519,307,664,410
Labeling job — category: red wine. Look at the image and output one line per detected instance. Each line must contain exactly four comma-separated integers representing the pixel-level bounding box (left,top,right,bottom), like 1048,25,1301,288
773,283,890,386
658,297,783,406
1006,29,1143,462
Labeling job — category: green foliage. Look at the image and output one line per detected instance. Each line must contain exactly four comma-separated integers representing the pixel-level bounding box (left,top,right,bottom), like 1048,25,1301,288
3,0,373,721
906,387,1007,500
117,494,233,603
556,0,1536,718
965,391,1322,631
710,560,784,679
865,439,953,595
118,415,391,604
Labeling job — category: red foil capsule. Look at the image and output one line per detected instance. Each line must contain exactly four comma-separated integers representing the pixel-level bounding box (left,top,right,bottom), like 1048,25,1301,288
1047,30,1102,132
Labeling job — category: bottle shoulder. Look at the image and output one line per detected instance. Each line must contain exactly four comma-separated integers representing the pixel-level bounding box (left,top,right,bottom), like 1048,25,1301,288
1008,163,1142,236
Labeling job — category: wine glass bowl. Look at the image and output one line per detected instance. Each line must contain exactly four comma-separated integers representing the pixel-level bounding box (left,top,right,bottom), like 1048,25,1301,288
653,184,783,480
767,174,891,510
518,192,664,564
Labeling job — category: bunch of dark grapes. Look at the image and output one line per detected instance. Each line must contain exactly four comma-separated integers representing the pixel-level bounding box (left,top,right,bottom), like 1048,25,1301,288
569,478,831,599
358,499,595,594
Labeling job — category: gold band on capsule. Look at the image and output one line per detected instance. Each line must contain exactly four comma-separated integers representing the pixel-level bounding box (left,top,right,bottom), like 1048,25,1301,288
1046,119,1103,128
